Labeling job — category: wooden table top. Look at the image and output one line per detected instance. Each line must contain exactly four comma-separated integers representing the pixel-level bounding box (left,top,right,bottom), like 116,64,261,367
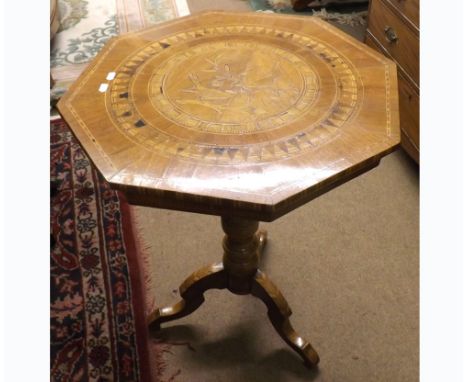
58,11,400,221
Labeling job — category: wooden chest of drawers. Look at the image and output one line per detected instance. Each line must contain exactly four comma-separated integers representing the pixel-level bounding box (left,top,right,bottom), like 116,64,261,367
365,0,419,163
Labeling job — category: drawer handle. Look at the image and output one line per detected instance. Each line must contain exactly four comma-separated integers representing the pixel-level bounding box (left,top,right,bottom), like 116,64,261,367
384,26,398,43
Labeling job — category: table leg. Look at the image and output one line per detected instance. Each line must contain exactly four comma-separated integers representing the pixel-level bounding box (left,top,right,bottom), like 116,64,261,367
252,270,320,367
148,262,227,331
148,216,319,368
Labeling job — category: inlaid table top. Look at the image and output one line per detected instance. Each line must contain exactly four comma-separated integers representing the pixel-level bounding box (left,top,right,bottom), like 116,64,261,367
58,11,400,221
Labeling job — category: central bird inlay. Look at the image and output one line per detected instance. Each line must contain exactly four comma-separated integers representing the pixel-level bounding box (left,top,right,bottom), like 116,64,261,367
149,40,319,134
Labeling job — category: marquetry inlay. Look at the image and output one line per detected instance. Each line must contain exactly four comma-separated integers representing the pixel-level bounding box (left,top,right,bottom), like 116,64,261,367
150,39,317,133
58,11,399,218
107,25,362,164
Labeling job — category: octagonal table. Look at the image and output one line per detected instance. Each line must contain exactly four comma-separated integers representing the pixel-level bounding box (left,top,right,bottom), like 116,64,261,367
58,11,399,368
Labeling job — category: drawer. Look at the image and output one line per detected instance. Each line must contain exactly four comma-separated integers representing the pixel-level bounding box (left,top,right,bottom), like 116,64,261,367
386,0,419,29
368,0,419,84
398,72,419,148
365,33,419,162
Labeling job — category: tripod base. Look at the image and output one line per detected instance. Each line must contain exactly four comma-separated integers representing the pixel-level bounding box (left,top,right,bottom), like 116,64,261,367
148,219,319,368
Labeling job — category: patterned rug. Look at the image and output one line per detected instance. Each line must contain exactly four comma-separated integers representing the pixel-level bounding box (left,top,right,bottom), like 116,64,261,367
50,118,154,381
50,0,190,98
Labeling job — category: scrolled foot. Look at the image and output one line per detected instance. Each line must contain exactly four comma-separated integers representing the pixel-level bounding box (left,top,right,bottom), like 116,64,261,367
251,270,320,368
148,262,227,331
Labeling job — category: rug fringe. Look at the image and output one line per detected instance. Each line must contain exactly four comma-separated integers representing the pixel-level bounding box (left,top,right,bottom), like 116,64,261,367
311,8,368,27
150,339,174,381
263,1,368,27
128,205,173,381
129,206,158,316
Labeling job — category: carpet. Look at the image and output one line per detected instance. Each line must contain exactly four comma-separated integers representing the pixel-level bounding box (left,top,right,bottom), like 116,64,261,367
50,0,190,99
50,118,154,381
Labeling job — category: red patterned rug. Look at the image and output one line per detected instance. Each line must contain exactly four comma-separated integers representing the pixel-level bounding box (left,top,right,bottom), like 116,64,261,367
50,118,154,381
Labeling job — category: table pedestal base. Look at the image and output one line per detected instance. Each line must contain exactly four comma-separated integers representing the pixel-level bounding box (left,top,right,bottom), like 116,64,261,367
148,216,320,368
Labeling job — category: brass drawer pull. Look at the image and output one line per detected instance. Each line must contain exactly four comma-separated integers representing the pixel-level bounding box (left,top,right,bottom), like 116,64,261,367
384,26,398,43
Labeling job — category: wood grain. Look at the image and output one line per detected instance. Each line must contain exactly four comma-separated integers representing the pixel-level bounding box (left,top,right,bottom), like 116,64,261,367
58,11,400,221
